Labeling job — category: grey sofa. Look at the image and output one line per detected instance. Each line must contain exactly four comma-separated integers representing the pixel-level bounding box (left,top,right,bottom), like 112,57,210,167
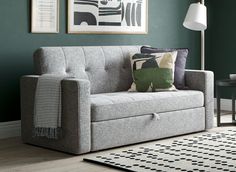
20,46,214,155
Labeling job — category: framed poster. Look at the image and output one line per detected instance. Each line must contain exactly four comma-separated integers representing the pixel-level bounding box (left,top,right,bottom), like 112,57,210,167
31,0,59,33
68,0,148,34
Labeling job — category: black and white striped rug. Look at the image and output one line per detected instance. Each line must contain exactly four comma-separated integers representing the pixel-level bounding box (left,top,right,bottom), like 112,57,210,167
84,130,236,172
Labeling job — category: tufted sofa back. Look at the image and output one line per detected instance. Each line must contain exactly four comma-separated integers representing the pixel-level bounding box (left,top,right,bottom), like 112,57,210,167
34,46,141,94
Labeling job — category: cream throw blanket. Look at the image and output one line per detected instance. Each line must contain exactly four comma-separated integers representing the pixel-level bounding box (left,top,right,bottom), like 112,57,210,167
34,74,68,139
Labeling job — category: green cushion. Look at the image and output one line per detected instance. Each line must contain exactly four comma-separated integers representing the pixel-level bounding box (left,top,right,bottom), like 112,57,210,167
129,52,177,92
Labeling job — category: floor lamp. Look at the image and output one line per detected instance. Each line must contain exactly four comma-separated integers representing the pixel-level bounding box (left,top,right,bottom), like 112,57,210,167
183,0,207,70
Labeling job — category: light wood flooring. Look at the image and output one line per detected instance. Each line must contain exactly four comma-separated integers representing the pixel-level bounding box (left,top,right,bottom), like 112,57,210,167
0,114,235,172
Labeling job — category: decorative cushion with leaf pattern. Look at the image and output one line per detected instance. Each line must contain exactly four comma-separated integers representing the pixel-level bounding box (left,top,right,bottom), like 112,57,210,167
129,51,177,92
141,46,189,89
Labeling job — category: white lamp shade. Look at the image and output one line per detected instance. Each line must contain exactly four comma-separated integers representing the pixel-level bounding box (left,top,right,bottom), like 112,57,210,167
183,3,207,31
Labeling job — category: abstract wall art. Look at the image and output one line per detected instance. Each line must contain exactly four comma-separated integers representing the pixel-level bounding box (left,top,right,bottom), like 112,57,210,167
68,0,148,34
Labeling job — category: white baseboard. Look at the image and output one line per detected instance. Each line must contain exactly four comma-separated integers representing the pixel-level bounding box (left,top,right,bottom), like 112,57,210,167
214,98,233,111
0,120,21,139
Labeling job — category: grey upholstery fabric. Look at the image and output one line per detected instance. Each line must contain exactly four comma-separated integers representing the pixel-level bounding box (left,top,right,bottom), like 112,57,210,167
185,70,214,129
21,76,91,154
61,78,91,153
91,90,204,122
91,107,205,151
34,46,141,94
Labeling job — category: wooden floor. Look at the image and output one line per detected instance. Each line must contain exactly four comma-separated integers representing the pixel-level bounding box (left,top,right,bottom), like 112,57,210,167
0,114,235,172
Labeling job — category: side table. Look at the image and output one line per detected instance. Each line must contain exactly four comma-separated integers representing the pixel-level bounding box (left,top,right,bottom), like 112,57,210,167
216,79,236,126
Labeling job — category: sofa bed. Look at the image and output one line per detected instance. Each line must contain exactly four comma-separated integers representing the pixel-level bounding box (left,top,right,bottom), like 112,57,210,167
20,46,214,154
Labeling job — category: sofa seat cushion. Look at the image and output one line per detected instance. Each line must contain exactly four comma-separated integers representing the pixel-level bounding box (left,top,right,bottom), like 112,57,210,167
90,90,204,122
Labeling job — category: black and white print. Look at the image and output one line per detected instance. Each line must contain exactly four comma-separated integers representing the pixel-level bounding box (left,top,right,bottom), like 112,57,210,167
31,0,59,33
68,0,147,34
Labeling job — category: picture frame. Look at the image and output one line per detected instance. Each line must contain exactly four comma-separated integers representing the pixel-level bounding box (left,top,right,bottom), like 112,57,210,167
68,0,148,34
31,0,59,33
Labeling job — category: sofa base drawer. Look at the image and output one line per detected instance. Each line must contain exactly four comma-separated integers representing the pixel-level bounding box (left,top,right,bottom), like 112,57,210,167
91,107,205,151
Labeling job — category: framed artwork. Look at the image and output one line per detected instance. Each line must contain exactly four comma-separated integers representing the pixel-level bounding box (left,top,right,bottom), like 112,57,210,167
68,0,148,34
31,0,59,33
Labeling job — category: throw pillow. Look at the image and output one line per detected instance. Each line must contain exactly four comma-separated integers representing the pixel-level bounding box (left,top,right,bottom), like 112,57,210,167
141,46,188,89
129,51,177,92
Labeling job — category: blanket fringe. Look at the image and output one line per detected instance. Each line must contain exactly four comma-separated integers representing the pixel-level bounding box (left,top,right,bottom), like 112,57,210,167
33,127,62,139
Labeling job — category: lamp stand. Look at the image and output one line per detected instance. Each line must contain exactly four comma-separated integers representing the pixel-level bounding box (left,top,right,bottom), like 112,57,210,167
201,30,205,70
201,0,205,70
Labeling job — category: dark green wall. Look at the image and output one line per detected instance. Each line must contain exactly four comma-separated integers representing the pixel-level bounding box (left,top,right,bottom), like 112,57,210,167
206,0,236,98
0,0,199,122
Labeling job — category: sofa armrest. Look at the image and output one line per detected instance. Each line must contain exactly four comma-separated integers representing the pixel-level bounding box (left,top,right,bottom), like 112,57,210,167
185,70,214,129
20,75,39,142
61,78,91,154
20,75,91,154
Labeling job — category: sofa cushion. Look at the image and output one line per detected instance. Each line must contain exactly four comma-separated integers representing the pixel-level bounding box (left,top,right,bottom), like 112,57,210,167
141,46,189,89
129,52,177,92
34,46,141,94
90,90,204,122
